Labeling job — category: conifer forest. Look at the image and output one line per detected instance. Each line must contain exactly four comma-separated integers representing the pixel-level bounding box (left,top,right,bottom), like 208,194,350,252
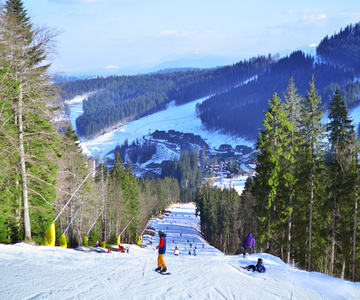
0,0,360,283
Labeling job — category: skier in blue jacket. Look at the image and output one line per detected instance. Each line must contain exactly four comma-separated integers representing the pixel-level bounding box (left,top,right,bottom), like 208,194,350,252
246,258,266,273
155,230,167,273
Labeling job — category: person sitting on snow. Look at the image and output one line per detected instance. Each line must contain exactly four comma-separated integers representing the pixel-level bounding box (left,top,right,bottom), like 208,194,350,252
245,258,266,273
174,246,180,256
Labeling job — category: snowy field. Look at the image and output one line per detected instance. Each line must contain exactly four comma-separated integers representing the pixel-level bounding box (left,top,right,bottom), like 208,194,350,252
1,203,359,299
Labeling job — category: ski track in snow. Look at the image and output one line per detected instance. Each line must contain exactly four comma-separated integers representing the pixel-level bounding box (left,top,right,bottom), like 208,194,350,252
1,203,359,299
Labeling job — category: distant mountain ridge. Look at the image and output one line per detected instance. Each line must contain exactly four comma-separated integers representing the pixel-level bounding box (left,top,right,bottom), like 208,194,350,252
317,21,360,74
59,21,360,140
59,56,274,138
61,51,240,77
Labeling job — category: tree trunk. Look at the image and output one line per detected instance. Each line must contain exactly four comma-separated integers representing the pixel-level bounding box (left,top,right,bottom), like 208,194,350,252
287,193,292,263
352,153,358,282
341,258,346,279
101,166,106,243
308,138,315,271
331,162,337,276
18,81,32,241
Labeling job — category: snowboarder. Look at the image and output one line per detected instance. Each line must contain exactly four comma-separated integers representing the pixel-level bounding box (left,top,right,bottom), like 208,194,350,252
245,258,266,273
242,233,255,257
155,230,167,273
174,246,180,256
193,247,197,256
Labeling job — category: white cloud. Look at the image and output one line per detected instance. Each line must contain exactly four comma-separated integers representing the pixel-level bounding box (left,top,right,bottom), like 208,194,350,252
302,14,327,21
49,0,102,3
271,29,283,36
105,65,120,69
155,29,196,38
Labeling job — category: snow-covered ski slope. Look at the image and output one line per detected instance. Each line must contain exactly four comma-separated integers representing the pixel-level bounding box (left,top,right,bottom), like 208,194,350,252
1,203,359,299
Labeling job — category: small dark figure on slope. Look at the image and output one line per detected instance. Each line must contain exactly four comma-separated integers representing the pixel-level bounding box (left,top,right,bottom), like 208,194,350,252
245,258,266,273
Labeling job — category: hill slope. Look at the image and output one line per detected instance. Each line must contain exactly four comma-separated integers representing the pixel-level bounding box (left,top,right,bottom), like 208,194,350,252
1,203,359,299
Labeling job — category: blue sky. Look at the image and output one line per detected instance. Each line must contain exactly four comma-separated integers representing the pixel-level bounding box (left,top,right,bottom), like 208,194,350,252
23,0,360,74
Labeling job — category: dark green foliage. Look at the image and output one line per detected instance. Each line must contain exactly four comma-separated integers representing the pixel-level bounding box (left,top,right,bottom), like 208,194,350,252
317,22,360,74
0,0,60,243
195,182,257,254
255,92,292,255
197,51,354,139
249,76,360,280
161,149,202,202
59,56,274,138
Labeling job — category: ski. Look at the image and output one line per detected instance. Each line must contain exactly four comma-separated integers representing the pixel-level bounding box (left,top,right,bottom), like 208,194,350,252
154,270,171,275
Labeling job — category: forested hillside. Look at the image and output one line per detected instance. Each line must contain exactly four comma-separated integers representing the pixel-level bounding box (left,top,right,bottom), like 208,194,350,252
197,51,359,140
59,56,274,138
2,0,360,284
317,22,360,74
60,21,360,141
0,0,182,249
195,78,360,282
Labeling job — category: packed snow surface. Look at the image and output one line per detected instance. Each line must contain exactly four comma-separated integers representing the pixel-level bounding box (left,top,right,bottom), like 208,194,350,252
1,203,359,299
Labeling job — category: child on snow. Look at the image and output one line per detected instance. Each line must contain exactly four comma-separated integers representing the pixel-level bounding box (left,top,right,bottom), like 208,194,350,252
174,246,180,255
155,230,167,273
245,258,266,273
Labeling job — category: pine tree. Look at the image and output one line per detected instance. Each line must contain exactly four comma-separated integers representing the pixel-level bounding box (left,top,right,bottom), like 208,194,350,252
0,0,60,243
283,77,302,263
255,93,291,255
327,89,355,277
299,76,326,271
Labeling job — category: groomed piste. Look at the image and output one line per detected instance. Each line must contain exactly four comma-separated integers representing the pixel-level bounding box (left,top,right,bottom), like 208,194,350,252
1,203,359,299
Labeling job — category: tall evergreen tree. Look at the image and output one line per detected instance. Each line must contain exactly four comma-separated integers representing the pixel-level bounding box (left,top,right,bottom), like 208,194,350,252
0,0,60,243
283,77,302,263
255,93,291,255
327,89,355,276
299,76,325,271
